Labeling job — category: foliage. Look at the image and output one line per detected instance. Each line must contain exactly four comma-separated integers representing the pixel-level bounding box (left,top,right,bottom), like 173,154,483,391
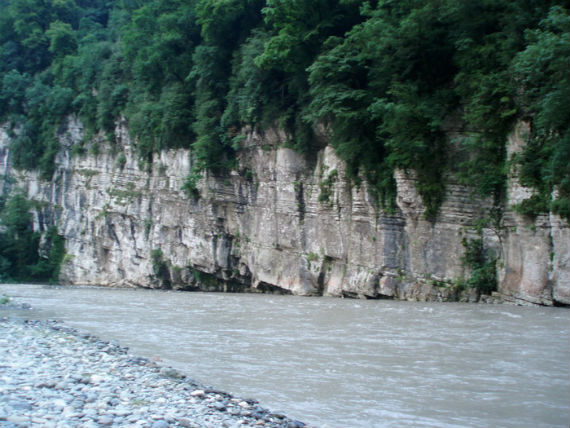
150,248,165,275
461,235,497,295
512,193,550,219
512,6,570,221
306,1,454,215
121,0,200,158
182,171,202,200
254,0,361,153
0,0,567,223
150,248,171,288
318,169,338,204
222,29,280,130
0,193,65,283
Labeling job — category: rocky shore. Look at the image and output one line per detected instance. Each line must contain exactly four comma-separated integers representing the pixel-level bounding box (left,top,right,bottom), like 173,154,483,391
0,316,307,428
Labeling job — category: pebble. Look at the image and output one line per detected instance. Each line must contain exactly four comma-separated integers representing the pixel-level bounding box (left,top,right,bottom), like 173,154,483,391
7,415,30,425
89,374,104,384
53,398,67,408
159,367,185,379
98,415,115,425
0,318,308,428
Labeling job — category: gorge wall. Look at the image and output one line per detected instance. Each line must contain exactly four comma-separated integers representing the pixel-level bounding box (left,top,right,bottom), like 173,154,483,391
1,118,568,305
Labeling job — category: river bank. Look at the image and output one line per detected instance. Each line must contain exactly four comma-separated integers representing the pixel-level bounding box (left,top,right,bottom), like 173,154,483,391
0,313,307,428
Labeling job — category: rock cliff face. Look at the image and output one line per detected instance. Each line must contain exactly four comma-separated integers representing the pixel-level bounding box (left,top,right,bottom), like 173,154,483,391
1,118,568,305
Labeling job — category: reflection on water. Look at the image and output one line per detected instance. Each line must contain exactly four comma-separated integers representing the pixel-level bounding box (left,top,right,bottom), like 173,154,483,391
1,284,569,428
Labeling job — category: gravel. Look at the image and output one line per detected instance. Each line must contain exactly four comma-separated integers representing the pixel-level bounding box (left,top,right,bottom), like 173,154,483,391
0,317,308,428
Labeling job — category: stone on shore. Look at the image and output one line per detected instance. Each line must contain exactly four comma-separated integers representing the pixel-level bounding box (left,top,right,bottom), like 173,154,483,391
0,318,309,428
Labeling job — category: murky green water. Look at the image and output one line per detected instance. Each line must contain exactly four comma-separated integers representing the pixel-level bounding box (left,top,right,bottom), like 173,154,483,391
1,283,568,428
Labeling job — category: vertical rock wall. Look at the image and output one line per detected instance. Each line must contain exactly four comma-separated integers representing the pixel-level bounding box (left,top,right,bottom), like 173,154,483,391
0,118,568,305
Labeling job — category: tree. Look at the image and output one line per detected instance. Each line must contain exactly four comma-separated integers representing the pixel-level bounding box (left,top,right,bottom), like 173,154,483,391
513,6,570,219
46,20,78,58
0,193,40,281
0,194,66,282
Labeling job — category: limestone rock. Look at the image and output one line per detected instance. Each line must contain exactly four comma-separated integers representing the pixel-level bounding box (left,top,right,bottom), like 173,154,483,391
0,118,567,305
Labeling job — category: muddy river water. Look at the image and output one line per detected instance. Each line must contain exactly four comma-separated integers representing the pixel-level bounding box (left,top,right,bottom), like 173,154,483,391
1,283,568,427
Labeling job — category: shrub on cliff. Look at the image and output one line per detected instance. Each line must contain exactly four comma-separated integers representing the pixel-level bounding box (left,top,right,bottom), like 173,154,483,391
461,236,497,295
0,193,65,283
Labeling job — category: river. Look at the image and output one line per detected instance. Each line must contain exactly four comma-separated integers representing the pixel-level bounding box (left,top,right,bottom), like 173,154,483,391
1,283,568,428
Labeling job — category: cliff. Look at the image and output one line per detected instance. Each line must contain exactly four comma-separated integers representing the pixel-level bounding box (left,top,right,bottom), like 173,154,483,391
1,118,568,305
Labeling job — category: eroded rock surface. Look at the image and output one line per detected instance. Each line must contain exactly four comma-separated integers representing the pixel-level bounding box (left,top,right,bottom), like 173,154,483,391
0,118,567,305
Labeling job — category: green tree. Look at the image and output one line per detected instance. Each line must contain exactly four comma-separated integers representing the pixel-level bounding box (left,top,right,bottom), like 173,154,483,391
120,0,200,158
0,70,32,114
189,0,264,171
513,6,570,220
0,194,40,281
254,0,362,152
1,0,568,226
306,0,455,215
0,194,65,283
46,20,78,58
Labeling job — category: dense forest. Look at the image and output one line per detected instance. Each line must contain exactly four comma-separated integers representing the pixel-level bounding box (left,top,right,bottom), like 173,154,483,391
0,0,569,222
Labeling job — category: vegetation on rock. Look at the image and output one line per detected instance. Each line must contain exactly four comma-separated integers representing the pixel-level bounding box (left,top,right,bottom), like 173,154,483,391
0,193,65,283
0,0,568,221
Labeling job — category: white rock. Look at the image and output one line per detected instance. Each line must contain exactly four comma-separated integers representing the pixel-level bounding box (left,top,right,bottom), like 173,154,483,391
90,374,104,384
53,399,67,409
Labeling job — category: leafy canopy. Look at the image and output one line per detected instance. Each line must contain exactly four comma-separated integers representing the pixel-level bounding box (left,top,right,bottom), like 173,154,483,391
0,0,567,220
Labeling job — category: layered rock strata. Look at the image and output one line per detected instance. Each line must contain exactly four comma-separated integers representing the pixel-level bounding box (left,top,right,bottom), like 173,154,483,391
1,119,568,305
